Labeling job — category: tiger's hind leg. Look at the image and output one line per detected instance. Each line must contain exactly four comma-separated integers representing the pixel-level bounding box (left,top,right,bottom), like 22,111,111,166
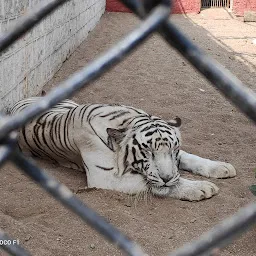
178,150,236,178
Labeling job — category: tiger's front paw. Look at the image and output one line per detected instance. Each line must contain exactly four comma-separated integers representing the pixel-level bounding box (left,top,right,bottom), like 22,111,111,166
199,161,236,179
170,178,219,201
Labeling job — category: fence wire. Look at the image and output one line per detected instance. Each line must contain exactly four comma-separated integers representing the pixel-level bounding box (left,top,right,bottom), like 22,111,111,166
0,0,255,255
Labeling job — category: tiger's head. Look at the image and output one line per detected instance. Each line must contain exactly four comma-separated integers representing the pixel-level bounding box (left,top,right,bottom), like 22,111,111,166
107,116,181,196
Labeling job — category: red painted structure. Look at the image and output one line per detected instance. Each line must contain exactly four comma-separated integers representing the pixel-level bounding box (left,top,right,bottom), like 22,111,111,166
106,0,200,13
106,0,256,16
233,0,256,16
106,0,131,12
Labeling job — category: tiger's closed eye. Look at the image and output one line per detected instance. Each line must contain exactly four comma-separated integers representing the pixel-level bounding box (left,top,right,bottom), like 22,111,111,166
139,148,152,158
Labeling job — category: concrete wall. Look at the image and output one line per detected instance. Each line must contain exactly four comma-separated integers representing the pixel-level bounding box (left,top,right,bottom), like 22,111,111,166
0,0,106,112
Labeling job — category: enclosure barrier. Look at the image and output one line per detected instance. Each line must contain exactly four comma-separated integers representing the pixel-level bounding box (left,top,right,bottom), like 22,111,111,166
0,0,256,255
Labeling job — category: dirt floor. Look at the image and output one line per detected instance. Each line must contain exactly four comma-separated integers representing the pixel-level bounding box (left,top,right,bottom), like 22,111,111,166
1,8,256,256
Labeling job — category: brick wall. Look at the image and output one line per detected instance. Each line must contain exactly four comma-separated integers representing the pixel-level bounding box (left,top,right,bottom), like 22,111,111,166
172,0,200,13
106,0,256,16
106,0,200,14
0,0,106,112
233,0,256,16
106,0,131,12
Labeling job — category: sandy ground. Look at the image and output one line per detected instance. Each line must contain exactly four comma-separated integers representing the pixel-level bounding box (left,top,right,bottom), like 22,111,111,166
1,8,256,256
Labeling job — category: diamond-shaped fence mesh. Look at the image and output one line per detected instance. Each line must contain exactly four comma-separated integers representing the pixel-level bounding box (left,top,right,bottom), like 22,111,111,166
0,0,256,255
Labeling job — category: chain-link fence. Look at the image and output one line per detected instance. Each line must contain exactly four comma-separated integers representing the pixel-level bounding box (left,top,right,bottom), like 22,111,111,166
0,0,256,255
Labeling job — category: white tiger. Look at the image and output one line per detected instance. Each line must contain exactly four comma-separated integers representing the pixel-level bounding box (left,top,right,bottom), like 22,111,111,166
10,97,236,201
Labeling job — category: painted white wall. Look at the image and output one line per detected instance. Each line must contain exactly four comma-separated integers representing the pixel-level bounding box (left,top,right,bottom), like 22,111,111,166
0,0,106,112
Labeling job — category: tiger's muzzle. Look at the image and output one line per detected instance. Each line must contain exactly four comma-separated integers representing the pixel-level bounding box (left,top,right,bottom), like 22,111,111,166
165,173,180,187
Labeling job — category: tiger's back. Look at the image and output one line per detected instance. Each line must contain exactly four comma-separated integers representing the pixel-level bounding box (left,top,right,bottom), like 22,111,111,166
10,97,146,171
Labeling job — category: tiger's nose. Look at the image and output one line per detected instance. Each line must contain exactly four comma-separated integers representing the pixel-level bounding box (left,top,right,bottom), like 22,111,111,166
161,176,172,184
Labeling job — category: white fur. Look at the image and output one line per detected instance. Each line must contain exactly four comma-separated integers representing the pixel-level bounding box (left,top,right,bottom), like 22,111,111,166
178,150,236,178
168,178,219,201
12,99,237,202
79,142,235,201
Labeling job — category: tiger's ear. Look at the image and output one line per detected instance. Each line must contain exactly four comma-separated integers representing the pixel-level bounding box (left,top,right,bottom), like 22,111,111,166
167,116,182,127
107,128,126,144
